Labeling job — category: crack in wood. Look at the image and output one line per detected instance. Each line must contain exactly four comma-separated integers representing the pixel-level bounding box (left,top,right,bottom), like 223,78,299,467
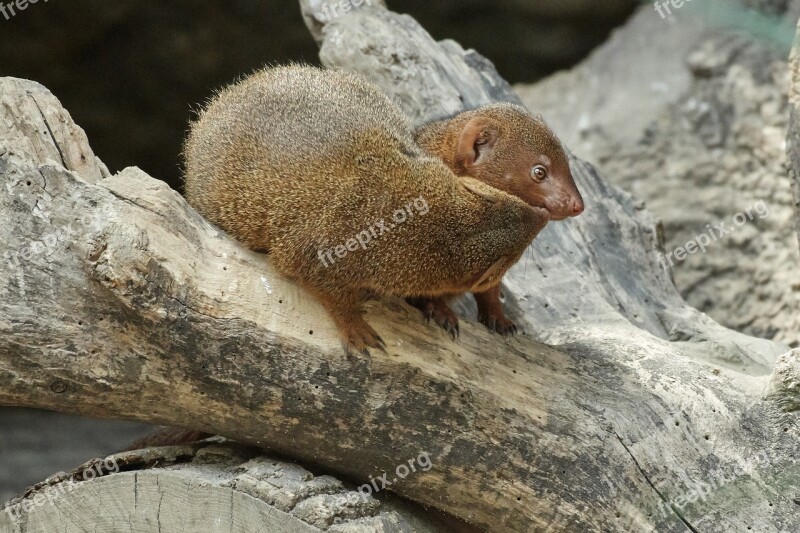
29,94,67,170
615,431,699,533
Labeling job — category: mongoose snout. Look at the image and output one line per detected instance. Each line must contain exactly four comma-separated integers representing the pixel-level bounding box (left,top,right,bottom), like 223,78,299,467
183,65,548,354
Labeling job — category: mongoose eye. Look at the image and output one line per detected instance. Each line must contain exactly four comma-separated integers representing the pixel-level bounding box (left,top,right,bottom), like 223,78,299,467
531,165,548,181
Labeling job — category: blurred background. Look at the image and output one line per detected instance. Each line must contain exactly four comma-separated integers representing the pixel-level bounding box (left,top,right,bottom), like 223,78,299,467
0,0,637,191
2,0,799,505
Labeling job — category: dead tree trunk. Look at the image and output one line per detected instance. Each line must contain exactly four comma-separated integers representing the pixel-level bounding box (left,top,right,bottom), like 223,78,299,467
1,3,799,532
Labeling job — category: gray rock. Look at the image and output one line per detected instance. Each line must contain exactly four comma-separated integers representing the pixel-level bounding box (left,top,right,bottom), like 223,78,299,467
518,5,800,347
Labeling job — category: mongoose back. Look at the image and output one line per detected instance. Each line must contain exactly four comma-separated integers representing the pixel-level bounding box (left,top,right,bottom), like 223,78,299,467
409,104,584,336
183,65,549,353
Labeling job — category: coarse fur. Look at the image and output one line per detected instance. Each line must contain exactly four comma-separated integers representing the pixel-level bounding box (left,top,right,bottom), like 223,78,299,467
410,104,584,336
183,65,548,353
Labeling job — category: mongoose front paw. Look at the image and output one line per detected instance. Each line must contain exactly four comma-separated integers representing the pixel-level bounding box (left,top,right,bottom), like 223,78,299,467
478,311,518,336
341,318,386,356
430,305,460,340
408,297,460,339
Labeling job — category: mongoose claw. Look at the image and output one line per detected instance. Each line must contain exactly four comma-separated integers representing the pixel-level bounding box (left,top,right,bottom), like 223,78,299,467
479,312,518,336
442,318,459,340
429,303,460,340
373,335,388,354
341,319,386,356
406,297,460,339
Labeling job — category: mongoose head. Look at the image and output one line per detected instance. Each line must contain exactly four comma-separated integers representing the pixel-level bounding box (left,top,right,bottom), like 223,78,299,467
419,103,584,221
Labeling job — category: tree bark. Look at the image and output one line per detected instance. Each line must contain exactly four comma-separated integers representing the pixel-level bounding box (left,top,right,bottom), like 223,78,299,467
1,4,799,532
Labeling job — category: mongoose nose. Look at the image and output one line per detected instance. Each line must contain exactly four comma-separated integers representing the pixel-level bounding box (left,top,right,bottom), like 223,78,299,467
571,198,585,216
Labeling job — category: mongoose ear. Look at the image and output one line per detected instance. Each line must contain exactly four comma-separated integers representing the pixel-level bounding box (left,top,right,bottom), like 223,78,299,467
455,117,497,172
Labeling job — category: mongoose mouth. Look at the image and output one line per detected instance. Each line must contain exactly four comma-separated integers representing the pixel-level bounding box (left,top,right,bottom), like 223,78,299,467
543,196,584,220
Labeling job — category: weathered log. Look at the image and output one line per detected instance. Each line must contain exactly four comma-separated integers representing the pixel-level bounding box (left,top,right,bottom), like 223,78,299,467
1,3,799,532
1,440,461,532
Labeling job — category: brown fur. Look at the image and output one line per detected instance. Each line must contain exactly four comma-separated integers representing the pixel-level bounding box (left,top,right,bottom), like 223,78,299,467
411,104,584,336
183,65,549,353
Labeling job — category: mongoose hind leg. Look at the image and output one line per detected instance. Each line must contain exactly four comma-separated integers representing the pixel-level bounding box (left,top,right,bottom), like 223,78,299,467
474,285,518,336
406,296,460,340
312,288,386,355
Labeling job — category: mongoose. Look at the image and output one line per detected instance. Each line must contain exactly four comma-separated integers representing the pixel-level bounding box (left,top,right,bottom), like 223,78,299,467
183,65,549,354
408,104,584,336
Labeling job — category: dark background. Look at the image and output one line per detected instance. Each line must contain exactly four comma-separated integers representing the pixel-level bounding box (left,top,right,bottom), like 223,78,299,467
0,0,637,191
0,0,638,503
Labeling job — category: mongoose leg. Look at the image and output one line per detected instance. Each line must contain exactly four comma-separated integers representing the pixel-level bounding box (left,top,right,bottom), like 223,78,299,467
313,288,386,355
406,296,460,339
474,285,518,336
